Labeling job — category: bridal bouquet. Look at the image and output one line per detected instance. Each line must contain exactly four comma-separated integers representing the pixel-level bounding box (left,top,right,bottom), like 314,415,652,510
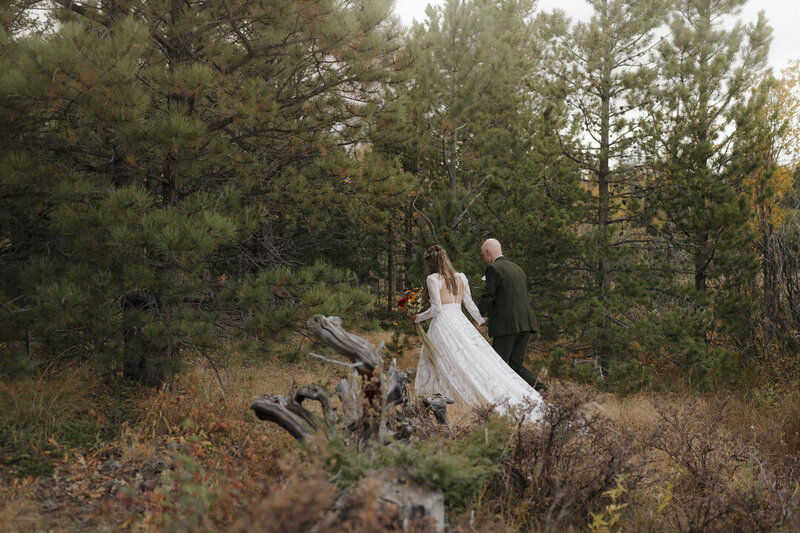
398,287,441,380
397,287,424,315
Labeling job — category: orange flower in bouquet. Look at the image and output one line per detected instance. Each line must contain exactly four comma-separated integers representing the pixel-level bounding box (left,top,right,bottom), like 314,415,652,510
397,287,424,315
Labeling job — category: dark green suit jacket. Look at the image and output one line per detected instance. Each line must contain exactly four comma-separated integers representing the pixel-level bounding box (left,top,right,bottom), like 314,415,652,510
478,256,538,338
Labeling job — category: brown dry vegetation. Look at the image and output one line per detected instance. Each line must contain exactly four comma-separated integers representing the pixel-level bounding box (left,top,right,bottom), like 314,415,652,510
2,331,800,532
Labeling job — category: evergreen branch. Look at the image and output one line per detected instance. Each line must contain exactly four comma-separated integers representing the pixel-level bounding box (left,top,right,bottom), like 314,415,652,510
452,175,489,229
556,131,589,167
54,0,108,26
221,0,255,60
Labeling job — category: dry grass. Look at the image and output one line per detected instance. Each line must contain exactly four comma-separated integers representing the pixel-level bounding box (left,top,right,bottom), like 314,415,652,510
0,365,101,457
3,333,800,531
0,349,348,532
0,477,45,533
576,388,800,532
594,392,661,430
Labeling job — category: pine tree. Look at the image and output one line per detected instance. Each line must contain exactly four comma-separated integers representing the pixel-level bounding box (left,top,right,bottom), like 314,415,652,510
641,0,772,384
539,0,669,374
482,102,587,346
405,0,539,268
0,0,403,383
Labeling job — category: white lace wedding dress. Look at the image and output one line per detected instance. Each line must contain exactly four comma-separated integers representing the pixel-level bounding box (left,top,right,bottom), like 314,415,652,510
413,272,544,420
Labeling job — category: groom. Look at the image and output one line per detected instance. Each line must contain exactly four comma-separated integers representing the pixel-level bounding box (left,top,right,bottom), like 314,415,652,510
477,239,541,390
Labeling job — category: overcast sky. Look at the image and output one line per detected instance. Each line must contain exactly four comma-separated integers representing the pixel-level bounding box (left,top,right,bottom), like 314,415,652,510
394,0,799,74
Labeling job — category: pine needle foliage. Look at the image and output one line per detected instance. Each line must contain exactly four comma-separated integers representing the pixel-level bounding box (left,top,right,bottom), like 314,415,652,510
0,0,403,383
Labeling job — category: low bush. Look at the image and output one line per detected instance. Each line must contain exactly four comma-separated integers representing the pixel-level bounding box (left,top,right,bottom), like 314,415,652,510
475,384,645,531
636,396,784,532
317,412,514,509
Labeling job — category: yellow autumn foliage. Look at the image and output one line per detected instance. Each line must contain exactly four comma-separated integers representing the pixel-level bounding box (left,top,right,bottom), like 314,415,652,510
747,61,800,229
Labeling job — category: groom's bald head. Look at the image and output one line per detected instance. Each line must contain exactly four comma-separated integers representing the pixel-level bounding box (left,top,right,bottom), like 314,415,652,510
481,238,503,264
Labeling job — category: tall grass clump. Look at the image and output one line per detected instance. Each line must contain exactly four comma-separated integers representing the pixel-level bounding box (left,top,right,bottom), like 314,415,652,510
0,365,130,476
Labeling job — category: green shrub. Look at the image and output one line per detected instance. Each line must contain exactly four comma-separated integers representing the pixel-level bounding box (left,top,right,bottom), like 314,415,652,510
602,359,655,394
227,260,374,347
318,413,514,509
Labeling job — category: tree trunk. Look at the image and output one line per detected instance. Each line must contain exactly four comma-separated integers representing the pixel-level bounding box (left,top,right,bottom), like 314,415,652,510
448,71,458,196
595,0,611,375
122,292,176,387
161,0,194,207
404,207,413,289
694,251,707,293
695,5,711,296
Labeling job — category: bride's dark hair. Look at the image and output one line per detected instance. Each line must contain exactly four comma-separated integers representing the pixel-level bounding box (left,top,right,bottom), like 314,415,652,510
424,245,459,295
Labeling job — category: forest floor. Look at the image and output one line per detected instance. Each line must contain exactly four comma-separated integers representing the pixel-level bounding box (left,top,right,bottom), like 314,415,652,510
2,330,799,532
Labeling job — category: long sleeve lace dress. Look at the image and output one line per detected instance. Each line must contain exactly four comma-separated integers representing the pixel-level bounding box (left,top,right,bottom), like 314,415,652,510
413,273,543,418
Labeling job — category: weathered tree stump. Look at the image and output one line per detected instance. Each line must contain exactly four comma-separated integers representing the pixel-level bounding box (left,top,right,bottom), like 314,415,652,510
312,468,445,533
335,374,362,429
252,315,450,443
423,394,454,425
383,358,413,410
252,316,455,532
294,384,338,425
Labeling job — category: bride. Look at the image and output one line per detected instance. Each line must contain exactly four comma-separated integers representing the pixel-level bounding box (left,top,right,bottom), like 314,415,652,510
410,245,544,419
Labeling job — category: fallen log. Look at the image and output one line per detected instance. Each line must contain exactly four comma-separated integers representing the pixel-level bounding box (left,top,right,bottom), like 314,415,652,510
307,315,380,374
251,394,318,440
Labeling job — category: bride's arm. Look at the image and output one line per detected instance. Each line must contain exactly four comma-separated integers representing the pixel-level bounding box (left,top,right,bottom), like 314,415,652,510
414,275,442,323
462,274,485,325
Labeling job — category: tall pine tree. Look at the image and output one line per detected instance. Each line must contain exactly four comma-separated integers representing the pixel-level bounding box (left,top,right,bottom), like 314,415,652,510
406,0,538,270
539,0,669,374
641,0,772,385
